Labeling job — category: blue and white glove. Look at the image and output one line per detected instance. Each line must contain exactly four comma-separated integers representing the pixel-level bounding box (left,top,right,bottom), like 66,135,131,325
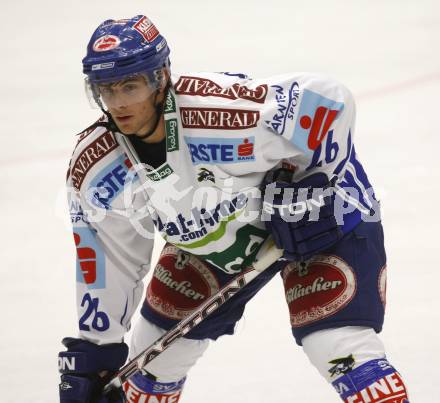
58,337,128,403
262,169,344,261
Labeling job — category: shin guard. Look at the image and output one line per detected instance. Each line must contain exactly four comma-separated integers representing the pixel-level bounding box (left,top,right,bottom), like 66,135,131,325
123,372,185,403
331,359,409,403
303,327,410,402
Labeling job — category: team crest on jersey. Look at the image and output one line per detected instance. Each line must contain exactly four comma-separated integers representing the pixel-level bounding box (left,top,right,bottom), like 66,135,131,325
197,167,215,183
283,255,356,327
146,244,220,320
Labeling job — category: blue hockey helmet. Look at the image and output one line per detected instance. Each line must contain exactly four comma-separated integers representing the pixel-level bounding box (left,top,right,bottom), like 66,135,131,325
83,15,170,84
83,15,171,111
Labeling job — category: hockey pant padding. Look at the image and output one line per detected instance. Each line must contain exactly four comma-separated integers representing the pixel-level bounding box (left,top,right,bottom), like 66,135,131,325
130,316,209,382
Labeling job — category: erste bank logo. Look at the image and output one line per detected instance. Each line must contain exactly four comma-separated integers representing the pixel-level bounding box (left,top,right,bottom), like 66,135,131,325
89,155,135,209
292,90,344,155
74,227,105,289
185,136,255,165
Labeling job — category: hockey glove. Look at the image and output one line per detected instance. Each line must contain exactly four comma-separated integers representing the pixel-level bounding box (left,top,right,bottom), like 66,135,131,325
58,337,128,403
261,169,343,261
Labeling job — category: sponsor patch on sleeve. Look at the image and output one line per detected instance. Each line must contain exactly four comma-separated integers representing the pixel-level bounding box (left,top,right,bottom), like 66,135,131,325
74,227,105,289
291,89,344,155
71,131,118,191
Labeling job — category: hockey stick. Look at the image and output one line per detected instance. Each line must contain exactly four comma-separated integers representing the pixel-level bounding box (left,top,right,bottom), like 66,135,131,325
103,238,283,395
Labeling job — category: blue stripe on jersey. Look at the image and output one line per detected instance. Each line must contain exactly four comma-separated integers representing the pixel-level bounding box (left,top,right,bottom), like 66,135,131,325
337,147,377,214
333,130,352,176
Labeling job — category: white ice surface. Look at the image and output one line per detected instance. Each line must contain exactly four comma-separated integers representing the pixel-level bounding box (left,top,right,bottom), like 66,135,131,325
1,1,439,402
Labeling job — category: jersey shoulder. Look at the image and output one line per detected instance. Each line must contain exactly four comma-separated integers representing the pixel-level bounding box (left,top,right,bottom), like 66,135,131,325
67,116,120,191
171,71,269,105
170,71,353,115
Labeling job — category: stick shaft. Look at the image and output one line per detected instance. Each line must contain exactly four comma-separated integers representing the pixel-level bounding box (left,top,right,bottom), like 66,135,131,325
104,241,283,394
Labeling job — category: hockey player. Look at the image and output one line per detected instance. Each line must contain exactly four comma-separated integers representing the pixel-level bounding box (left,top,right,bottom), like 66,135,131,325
58,15,410,403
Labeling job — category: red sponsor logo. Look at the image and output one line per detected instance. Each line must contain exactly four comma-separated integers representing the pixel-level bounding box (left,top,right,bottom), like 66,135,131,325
175,76,268,104
71,131,118,190
67,116,108,182
283,255,357,327
378,265,387,308
345,372,409,403
74,233,96,284
180,107,260,130
146,245,220,320
133,16,160,42
123,380,182,403
237,138,254,156
92,35,121,52
300,106,339,150
124,157,133,169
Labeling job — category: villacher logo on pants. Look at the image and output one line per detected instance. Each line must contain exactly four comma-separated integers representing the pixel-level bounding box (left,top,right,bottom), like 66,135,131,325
282,255,356,327
146,245,220,320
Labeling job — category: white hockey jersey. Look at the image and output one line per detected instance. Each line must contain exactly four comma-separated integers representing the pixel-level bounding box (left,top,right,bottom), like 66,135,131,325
67,72,376,344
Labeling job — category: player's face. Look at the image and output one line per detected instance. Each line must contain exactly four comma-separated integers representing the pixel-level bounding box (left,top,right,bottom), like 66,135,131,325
98,76,159,136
